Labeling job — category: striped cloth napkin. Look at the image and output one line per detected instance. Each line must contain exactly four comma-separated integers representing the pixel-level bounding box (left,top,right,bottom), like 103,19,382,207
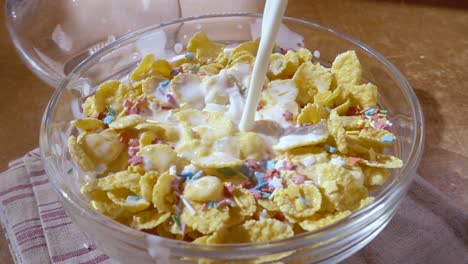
1,149,467,264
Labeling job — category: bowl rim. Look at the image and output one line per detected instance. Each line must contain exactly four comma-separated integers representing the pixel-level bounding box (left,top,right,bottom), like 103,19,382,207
40,12,424,256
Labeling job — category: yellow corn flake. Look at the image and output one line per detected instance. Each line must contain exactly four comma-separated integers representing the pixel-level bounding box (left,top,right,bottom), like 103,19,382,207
170,74,205,110
95,80,142,114
296,48,312,64
362,166,389,186
134,122,166,134
257,198,279,212
181,201,231,234
187,32,225,64
312,163,367,211
128,165,146,175
109,114,145,130
193,229,227,244
104,150,130,174
299,211,351,231
72,118,104,131
183,176,224,202
293,61,333,106
94,171,141,194
346,135,383,156
359,154,403,169
229,54,255,68
238,132,266,160
175,109,233,141
230,50,252,62
81,129,125,164
230,39,259,58
262,79,298,106
227,188,256,226
68,136,95,171
340,116,366,130
267,52,299,80
130,54,172,81
358,128,396,147
239,218,294,242
140,171,159,202
348,83,378,108
131,210,171,230
328,110,348,154
192,153,243,169
357,197,375,210
215,52,229,66
89,190,128,219
107,191,150,213
274,121,329,152
175,138,209,160
199,64,222,76
334,99,351,116
331,50,362,86
297,103,321,125
273,184,322,220
138,144,177,172
152,172,177,213
139,131,157,146
83,96,99,117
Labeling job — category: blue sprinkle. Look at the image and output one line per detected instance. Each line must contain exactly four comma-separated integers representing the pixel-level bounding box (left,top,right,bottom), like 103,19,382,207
298,195,311,206
106,106,116,116
324,144,337,153
185,52,194,59
365,108,376,116
208,201,217,208
178,171,194,178
103,115,115,125
160,80,170,87
275,48,282,54
379,109,388,115
250,182,267,191
254,171,266,185
126,195,142,203
266,159,276,171
171,68,179,75
381,136,395,143
261,192,271,198
239,164,251,177
190,171,203,181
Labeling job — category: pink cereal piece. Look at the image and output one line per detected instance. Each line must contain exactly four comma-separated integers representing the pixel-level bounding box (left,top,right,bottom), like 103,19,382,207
128,146,139,157
246,159,261,170
282,110,294,122
128,155,143,166
166,94,178,108
249,190,262,199
128,138,139,147
201,203,208,212
375,122,389,130
348,157,361,166
285,163,298,170
292,174,306,184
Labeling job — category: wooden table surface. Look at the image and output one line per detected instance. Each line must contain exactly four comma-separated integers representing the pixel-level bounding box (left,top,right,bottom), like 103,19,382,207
1,0,467,263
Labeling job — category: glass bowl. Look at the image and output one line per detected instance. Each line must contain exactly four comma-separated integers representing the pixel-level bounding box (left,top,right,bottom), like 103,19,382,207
40,13,424,263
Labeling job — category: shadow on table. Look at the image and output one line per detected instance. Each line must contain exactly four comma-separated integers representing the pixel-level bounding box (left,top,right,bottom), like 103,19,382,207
413,87,468,208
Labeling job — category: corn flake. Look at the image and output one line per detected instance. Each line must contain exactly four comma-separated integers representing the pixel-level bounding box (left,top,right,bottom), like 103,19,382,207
293,62,333,106
68,136,95,171
131,210,171,230
238,132,266,160
331,50,362,86
152,172,176,213
109,114,145,130
297,103,321,125
83,96,99,117
175,109,233,141
273,184,322,220
239,218,294,242
107,191,150,213
138,144,177,172
140,171,159,202
227,188,256,226
359,154,403,169
181,201,230,234
81,129,124,163
72,118,104,131
187,32,225,63
130,54,172,81
299,211,351,231
328,110,348,154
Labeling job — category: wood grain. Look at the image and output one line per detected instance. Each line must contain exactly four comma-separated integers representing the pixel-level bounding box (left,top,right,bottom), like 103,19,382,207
1,1,467,263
